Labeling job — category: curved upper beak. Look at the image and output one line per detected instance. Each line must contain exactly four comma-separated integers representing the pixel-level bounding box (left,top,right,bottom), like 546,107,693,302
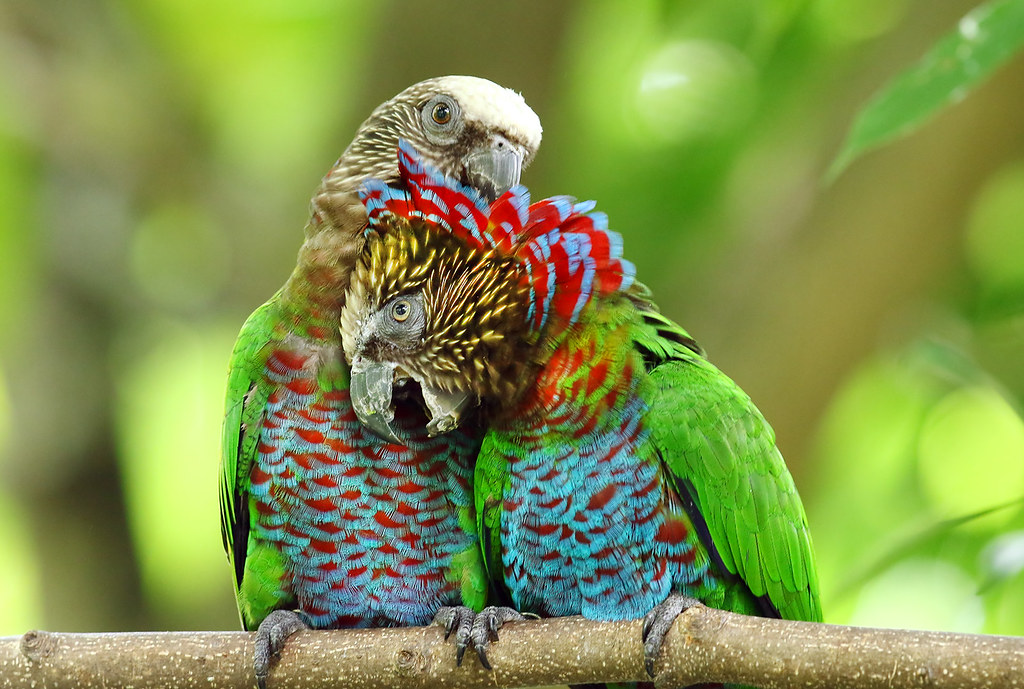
349,359,402,444
464,136,525,203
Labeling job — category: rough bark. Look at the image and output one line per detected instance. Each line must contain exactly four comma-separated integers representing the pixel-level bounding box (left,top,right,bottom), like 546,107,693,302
1,607,1021,689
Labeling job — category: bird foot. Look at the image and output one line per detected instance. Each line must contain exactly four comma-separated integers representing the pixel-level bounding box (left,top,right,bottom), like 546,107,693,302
641,594,703,678
467,606,527,670
432,606,477,666
254,609,310,689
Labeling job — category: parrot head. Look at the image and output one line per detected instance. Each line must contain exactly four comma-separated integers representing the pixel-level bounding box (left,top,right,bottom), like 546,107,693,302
340,142,634,443
318,75,543,227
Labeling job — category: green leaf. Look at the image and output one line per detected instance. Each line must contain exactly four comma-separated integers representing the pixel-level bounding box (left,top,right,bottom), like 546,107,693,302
828,0,1024,181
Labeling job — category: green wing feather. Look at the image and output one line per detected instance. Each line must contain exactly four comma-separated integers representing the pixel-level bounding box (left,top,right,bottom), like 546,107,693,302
474,433,514,606
632,286,822,622
220,294,294,628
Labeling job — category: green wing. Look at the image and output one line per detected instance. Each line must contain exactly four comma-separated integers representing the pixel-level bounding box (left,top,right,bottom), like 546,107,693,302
633,289,822,622
220,295,293,628
474,433,514,607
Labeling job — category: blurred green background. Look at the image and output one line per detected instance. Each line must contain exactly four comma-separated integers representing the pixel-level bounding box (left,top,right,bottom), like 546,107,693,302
1,0,1022,638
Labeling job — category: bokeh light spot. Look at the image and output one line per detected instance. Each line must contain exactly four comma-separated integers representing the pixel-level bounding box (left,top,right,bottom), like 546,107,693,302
810,0,909,44
982,530,1024,583
917,386,1024,524
0,494,42,634
850,558,984,632
115,319,240,627
631,40,756,145
965,162,1024,296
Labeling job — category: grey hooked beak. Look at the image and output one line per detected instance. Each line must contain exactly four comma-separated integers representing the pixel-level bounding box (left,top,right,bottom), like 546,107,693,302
464,137,525,203
349,359,403,444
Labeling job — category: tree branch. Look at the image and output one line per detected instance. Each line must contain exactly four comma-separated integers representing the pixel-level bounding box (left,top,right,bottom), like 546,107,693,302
1,607,1021,688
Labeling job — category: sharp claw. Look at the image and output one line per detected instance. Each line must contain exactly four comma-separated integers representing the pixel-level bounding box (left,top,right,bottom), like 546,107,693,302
466,606,524,671
641,610,654,639
455,621,473,666
476,645,492,671
433,606,477,666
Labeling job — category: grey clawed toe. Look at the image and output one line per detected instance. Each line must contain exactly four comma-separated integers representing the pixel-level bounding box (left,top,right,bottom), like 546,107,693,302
469,606,524,670
253,609,309,689
433,605,478,666
641,594,701,678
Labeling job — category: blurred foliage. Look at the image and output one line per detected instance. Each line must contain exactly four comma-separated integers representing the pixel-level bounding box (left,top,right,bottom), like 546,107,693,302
0,0,1022,640
829,0,1024,179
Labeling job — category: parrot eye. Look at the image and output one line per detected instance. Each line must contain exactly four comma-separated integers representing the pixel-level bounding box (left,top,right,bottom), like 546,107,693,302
431,102,451,125
376,293,426,347
391,299,412,322
421,95,462,141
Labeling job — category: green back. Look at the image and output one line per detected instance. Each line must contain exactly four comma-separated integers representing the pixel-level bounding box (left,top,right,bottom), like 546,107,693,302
633,291,822,622
474,283,821,622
